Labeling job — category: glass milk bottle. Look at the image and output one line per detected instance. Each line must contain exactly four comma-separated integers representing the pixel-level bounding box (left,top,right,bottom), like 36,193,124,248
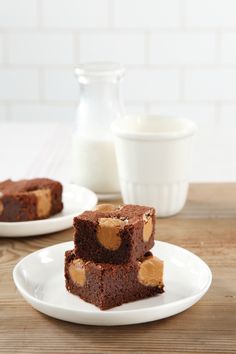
71,63,125,197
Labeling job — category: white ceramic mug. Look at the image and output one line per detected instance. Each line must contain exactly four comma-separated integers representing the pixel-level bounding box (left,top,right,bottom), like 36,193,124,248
112,116,196,217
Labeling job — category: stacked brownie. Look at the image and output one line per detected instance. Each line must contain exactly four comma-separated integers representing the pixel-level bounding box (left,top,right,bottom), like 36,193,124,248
65,204,164,310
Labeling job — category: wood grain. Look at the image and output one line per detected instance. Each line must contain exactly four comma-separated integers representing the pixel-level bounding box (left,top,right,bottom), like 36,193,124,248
0,184,236,354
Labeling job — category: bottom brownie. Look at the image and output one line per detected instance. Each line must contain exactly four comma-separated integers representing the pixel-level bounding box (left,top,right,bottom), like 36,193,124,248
65,250,164,310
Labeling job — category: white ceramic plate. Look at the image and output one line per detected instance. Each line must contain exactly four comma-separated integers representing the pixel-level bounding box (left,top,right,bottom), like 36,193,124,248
0,184,97,237
13,240,212,326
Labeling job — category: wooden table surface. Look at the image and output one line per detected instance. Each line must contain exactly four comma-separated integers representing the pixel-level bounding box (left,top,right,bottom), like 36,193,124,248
0,183,235,354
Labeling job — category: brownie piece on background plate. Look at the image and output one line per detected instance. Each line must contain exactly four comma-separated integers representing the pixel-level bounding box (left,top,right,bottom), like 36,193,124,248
0,178,63,222
65,249,164,310
73,204,156,264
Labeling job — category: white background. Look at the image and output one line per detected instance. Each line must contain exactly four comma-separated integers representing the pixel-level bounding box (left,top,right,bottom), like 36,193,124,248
0,0,235,181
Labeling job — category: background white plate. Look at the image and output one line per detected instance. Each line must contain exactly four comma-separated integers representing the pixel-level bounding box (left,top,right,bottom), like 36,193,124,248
13,240,212,326
0,184,97,237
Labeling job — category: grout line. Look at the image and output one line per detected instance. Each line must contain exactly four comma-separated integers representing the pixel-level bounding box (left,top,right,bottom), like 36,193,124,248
1,30,10,65
180,0,186,29
4,99,236,105
216,30,222,65
0,63,78,70
125,100,219,107
3,98,236,106
74,33,79,65
2,63,236,70
6,103,12,121
145,102,151,114
2,101,78,107
38,67,44,101
214,102,221,124
144,31,150,66
179,68,185,101
37,0,43,28
108,0,114,29
3,25,236,32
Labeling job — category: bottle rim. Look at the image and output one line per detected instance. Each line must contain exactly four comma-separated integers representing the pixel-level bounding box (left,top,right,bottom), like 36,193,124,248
75,62,125,81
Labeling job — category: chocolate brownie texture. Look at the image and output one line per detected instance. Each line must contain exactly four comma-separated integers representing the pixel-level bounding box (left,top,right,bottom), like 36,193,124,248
0,178,63,222
65,249,164,310
73,204,156,264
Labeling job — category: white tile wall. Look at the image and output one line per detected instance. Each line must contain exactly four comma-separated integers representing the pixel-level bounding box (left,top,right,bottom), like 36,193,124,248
0,0,236,181
149,32,217,65
0,0,38,28
0,35,3,64
113,0,181,28
185,0,236,28
125,69,181,101
125,102,148,115
79,32,145,65
43,69,78,101
220,104,236,121
220,33,236,64
0,104,7,121
8,33,74,65
42,0,109,29
9,103,76,121
0,69,39,100
148,103,215,122
184,69,236,101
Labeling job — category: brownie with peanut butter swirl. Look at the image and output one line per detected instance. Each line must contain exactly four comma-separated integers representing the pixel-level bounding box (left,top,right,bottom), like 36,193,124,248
73,204,156,264
0,178,63,222
65,249,164,310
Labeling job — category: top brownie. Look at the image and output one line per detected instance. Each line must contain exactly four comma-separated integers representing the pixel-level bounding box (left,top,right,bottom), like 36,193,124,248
0,178,63,222
73,204,156,264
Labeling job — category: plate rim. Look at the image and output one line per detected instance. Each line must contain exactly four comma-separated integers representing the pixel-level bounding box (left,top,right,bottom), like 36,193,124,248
13,240,212,316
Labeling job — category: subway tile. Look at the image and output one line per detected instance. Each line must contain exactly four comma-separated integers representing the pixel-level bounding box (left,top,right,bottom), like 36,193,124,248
0,0,38,28
8,33,74,65
42,0,109,28
207,108,236,180
113,0,181,28
148,102,215,123
0,105,7,121
219,105,236,129
79,32,145,65
43,69,78,101
220,33,236,64
125,102,147,115
124,69,181,101
149,32,216,65
184,69,236,101
9,103,76,122
0,69,39,100
0,35,3,63
185,0,236,28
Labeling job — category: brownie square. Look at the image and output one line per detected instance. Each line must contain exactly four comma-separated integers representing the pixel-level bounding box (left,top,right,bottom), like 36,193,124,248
65,249,164,310
0,178,63,222
73,204,156,264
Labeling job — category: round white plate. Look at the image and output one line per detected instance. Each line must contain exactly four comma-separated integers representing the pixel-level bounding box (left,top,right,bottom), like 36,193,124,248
13,240,212,326
0,184,97,237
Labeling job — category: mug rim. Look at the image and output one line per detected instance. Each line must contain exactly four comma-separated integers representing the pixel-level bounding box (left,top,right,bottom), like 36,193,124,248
112,115,197,141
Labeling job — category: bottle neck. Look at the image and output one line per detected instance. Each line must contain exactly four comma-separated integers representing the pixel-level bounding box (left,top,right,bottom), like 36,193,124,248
76,79,125,137
80,80,122,104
